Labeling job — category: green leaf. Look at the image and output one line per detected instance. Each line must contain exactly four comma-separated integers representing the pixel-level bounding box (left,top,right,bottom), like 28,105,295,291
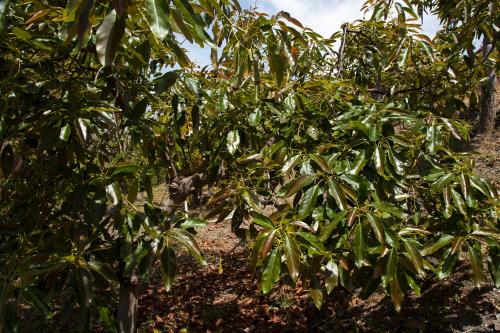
284,175,315,198
387,147,404,175
87,261,118,283
169,229,206,265
310,274,323,309
311,155,330,173
319,211,346,241
111,162,138,176
328,179,348,211
371,202,407,219
436,248,458,279
167,40,191,67
421,234,454,256
354,222,366,268
469,176,493,198
96,10,125,67
75,268,92,309
248,108,262,127
282,155,301,174
262,248,281,294
405,273,421,296
390,276,403,312
59,124,72,141
251,213,274,229
250,234,266,272
145,0,171,39
451,189,467,217
97,306,117,333
298,184,319,219
468,243,485,288
385,248,398,285
180,218,207,229
160,246,176,292
123,242,150,276
261,229,277,258
349,150,367,175
324,260,339,294
1,144,14,177
21,287,52,317
296,231,325,251
284,235,300,282
367,213,385,245
0,0,9,34
226,130,240,155
374,146,385,175
403,238,425,277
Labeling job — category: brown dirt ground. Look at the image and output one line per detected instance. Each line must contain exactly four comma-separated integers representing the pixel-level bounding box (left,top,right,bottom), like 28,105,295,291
135,221,500,333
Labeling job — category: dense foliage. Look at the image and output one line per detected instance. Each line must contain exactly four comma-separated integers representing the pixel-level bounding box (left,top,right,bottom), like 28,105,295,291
0,0,498,332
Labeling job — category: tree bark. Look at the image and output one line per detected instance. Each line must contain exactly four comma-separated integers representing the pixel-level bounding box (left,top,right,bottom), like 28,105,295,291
477,4,497,135
117,278,139,333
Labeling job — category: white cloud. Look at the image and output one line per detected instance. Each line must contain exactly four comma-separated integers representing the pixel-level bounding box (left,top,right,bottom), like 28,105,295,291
257,0,367,38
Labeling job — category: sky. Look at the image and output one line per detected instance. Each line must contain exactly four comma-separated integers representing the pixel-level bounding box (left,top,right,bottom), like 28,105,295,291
184,0,442,66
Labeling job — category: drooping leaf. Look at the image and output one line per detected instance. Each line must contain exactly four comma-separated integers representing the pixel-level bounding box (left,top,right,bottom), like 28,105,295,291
421,234,454,256
403,238,425,277
169,229,206,265
1,144,14,177
0,0,9,33
180,218,207,229
296,231,325,251
468,243,485,288
284,175,315,198
354,222,366,268
87,261,118,283
298,184,319,219
261,229,277,258
21,287,52,317
226,130,240,155
96,10,125,67
310,274,323,309
324,260,339,294
328,179,348,211
160,246,176,292
145,0,171,39
367,213,385,245
284,235,300,282
123,242,150,276
251,213,274,229
262,248,281,294
389,276,403,312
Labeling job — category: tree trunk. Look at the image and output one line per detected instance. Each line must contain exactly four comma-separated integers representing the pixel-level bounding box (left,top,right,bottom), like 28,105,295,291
477,5,497,135
117,278,139,333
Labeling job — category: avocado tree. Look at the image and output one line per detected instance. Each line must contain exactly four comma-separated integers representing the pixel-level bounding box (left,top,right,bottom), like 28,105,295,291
363,0,498,133
0,0,498,332
0,0,244,332
199,4,499,312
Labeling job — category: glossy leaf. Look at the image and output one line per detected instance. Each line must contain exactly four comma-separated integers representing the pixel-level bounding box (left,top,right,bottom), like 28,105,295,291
262,248,281,294
160,246,176,292
284,235,300,281
96,10,125,67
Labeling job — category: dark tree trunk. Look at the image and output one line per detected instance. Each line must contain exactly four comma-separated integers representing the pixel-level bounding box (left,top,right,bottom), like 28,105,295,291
117,278,139,333
478,5,497,135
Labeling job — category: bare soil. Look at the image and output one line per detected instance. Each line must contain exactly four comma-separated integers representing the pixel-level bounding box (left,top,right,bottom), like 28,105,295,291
135,221,499,333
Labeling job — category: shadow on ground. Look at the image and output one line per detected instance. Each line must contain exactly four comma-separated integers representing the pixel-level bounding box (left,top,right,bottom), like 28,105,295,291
137,223,498,333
